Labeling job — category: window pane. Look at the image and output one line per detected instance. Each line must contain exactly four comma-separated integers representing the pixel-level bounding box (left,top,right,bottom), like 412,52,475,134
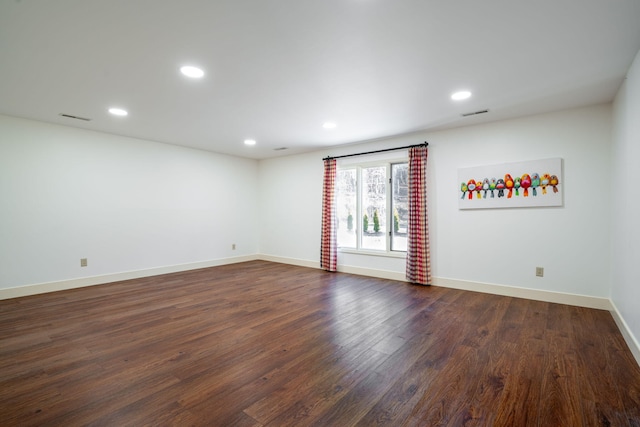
391,163,408,251
361,166,386,250
336,169,357,248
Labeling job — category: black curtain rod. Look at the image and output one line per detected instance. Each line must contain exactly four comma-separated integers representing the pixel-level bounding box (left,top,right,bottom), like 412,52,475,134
323,141,428,161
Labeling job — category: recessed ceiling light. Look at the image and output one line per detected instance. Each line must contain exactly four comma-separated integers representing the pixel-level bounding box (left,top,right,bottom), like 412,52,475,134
451,91,472,101
108,107,128,116
180,66,204,78
244,139,256,146
323,122,337,129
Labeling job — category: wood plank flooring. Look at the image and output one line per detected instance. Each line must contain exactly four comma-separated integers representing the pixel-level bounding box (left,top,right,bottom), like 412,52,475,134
1,260,639,426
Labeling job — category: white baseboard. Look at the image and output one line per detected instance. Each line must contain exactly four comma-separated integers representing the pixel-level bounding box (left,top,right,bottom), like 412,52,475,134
0,255,615,312
434,277,613,311
337,265,407,281
258,256,614,311
256,254,407,281
257,254,320,269
609,300,640,367
0,255,258,300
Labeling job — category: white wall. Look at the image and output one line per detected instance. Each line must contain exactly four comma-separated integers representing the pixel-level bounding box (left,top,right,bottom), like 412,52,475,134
0,102,617,308
259,104,613,299
0,115,259,290
611,49,640,352
258,150,324,265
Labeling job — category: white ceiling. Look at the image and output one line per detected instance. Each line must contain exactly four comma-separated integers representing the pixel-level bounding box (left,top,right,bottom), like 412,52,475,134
1,0,639,160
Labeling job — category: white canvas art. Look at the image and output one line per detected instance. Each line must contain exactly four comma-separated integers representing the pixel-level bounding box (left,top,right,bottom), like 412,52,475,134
458,158,563,209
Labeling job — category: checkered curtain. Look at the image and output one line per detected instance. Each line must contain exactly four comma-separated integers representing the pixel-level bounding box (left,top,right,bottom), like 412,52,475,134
405,146,431,285
320,158,338,272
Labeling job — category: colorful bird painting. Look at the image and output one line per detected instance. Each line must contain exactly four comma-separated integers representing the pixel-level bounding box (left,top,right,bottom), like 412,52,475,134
505,174,514,198
531,173,541,196
541,174,551,194
521,174,532,197
461,169,559,202
550,175,559,193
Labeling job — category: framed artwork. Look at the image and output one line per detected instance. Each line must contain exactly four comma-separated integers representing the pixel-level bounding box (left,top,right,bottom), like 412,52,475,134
458,158,563,209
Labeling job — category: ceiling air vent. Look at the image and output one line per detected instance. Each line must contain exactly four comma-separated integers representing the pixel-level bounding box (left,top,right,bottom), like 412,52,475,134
273,147,288,151
461,109,489,117
59,113,91,121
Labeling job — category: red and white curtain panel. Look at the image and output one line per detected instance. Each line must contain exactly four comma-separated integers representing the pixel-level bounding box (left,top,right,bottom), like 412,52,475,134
320,158,338,272
405,146,432,285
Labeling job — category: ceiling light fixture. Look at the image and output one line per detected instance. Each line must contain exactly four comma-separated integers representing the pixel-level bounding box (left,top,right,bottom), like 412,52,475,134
451,91,472,101
180,66,204,78
244,139,256,146
108,107,128,116
322,122,337,129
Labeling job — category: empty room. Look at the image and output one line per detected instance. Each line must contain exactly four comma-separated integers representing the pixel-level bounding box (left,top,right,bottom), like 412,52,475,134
1,1,640,426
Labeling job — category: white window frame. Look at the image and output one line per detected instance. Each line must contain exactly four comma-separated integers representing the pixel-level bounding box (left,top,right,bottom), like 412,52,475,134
336,157,407,258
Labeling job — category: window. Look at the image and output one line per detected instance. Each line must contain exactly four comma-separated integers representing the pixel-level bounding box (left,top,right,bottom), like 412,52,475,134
336,161,408,254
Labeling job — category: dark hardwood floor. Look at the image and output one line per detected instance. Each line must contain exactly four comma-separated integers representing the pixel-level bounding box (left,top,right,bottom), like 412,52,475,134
1,260,639,426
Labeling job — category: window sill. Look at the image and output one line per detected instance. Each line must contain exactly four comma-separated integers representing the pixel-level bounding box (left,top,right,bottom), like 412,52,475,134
338,248,407,259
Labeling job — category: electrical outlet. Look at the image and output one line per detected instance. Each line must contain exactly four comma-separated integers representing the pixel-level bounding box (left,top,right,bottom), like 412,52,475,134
232,244,236,250
536,267,544,277
80,258,88,267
